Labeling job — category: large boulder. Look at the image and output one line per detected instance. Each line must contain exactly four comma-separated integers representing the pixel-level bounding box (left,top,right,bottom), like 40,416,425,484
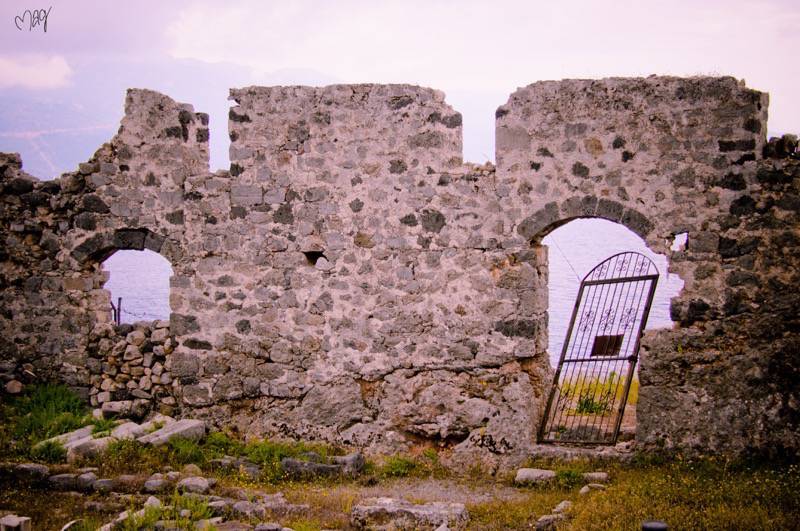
351,497,469,530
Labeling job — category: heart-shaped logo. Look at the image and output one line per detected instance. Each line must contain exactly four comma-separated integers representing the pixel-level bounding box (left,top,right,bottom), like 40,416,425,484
14,14,25,30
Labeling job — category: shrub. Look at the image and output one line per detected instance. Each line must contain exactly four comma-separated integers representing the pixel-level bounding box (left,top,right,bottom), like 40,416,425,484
91,417,118,438
169,437,206,465
118,492,214,530
555,468,583,488
99,439,170,475
11,384,88,445
204,430,244,457
29,439,66,463
380,456,417,478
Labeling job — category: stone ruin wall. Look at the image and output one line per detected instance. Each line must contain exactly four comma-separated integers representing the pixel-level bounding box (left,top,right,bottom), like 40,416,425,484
0,76,797,463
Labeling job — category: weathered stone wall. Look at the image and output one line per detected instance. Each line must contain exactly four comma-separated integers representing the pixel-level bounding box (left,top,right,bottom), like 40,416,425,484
0,76,797,461
492,77,797,457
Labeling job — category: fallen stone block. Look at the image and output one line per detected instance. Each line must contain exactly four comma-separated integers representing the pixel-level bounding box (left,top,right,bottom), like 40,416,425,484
36,426,93,451
76,471,98,492
514,468,556,485
67,436,114,463
351,497,469,530
0,514,31,531
13,463,49,483
92,478,115,493
583,471,609,483
111,421,145,440
177,476,210,494
49,473,78,491
143,477,170,494
101,401,132,417
137,418,206,446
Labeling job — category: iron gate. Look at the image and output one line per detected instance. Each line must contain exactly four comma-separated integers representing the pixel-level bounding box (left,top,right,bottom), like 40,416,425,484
538,251,659,445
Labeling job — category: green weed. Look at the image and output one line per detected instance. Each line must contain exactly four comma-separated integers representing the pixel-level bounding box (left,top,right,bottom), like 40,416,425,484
29,439,66,463
379,456,417,478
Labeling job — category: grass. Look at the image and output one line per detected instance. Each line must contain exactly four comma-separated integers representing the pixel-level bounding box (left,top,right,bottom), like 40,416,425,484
0,383,90,459
28,439,67,463
3,384,798,530
90,416,118,438
566,458,800,530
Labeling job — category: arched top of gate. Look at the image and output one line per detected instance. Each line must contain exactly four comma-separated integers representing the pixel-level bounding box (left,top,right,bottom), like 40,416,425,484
584,251,658,283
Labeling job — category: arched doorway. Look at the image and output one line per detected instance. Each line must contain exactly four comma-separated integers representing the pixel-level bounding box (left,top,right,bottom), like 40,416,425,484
102,249,173,324
535,218,683,443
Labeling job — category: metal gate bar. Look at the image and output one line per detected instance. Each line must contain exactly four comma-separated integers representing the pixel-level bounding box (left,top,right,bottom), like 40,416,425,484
538,251,659,445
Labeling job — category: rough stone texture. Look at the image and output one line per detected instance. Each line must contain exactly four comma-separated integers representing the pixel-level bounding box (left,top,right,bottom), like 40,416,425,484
13,463,49,483
514,468,556,485
177,476,210,494
0,77,798,460
137,419,206,446
350,497,468,530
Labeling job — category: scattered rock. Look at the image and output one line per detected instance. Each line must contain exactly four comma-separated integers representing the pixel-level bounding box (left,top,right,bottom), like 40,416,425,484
177,476,210,494
552,500,572,514
213,522,256,531
76,471,98,491
579,483,607,495
144,496,162,508
253,524,290,531
182,463,202,476
536,513,565,530
280,458,342,479
351,497,468,530
92,478,115,493
49,473,78,491
14,463,49,482
583,471,609,483
4,380,23,394
231,500,266,519
514,468,556,485
144,477,170,494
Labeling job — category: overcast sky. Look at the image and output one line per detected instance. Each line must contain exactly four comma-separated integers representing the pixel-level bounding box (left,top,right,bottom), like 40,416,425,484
1,0,798,175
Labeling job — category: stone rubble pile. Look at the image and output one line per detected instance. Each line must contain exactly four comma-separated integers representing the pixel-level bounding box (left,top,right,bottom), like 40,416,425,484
87,321,176,417
97,490,304,531
35,415,204,463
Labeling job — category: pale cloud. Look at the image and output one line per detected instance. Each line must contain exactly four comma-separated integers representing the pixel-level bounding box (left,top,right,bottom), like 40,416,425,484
165,0,800,135
0,54,72,89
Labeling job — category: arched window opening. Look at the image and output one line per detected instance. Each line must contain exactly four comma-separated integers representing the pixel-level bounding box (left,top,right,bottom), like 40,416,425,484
540,218,683,442
102,249,173,324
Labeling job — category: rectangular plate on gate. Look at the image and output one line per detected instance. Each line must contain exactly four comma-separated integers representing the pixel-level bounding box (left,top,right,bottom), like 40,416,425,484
590,334,624,357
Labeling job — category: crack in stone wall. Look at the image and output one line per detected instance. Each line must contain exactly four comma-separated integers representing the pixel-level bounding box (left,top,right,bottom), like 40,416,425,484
0,76,797,462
